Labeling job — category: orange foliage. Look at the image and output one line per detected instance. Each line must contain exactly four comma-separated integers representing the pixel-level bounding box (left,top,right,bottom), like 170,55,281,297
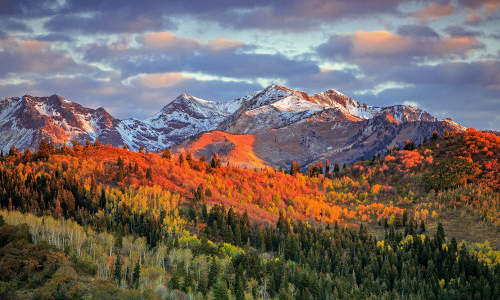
176,131,266,168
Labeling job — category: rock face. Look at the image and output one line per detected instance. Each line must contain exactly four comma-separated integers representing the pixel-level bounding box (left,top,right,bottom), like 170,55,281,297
1,85,465,167
0,95,122,152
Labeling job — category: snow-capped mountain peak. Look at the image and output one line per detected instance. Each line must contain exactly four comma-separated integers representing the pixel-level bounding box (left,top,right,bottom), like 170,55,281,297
0,85,466,157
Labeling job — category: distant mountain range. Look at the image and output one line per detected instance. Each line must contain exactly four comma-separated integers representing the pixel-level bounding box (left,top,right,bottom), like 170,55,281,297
0,85,465,167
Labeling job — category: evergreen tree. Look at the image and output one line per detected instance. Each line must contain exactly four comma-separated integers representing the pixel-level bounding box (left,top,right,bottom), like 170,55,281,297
145,168,153,181
132,261,141,289
168,269,180,290
325,159,330,177
404,140,416,151
8,145,17,156
113,255,122,285
208,257,219,288
334,162,340,174
210,153,221,168
420,220,426,233
212,279,229,300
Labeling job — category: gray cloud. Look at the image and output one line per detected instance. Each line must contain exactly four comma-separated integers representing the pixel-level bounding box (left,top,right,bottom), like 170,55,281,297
35,33,74,42
45,13,175,34
444,25,482,37
82,33,319,80
397,24,440,38
0,37,98,77
0,0,413,33
0,19,32,32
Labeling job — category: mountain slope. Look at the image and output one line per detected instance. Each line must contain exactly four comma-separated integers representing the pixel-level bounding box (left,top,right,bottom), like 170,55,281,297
179,85,466,167
1,85,465,166
0,95,122,152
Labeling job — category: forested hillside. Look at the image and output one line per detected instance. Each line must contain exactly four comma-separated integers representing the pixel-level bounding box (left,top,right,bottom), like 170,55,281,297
0,128,498,299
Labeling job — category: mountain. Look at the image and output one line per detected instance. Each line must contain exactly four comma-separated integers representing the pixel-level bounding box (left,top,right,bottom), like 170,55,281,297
0,94,122,152
1,85,465,166
177,85,466,167
116,93,245,151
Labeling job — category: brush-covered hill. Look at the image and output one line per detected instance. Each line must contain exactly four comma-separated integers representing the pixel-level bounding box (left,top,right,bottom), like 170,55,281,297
0,129,499,299
1,128,498,245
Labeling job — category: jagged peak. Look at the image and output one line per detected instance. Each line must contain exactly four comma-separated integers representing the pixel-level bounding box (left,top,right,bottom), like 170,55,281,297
171,93,213,106
263,83,294,92
316,88,348,98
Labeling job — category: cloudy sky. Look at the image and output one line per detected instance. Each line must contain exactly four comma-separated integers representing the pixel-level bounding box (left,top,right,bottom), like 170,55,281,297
0,0,499,129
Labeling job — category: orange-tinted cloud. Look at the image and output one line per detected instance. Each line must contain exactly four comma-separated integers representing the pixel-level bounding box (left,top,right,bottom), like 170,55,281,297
132,73,187,89
352,31,477,58
411,3,456,22
317,30,482,70
461,0,500,25
138,32,200,51
207,38,244,51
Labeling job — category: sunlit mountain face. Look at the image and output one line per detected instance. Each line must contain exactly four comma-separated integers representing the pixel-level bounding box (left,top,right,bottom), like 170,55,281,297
0,2,499,300
0,85,464,167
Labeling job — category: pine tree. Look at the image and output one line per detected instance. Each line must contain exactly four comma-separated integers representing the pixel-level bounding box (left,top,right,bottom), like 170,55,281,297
334,162,340,174
212,279,229,300
114,255,122,285
404,140,416,151
435,222,445,245
8,145,18,156
99,189,106,209
210,153,220,168
132,261,141,289
168,270,180,290
420,220,426,233
146,168,153,181
208,257,219,288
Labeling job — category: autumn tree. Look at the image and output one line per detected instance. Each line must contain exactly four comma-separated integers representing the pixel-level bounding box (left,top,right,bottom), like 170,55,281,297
37,138,51,160
162,148,171,159
290,161,300,176
432,130,439,141
404,139,416,151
